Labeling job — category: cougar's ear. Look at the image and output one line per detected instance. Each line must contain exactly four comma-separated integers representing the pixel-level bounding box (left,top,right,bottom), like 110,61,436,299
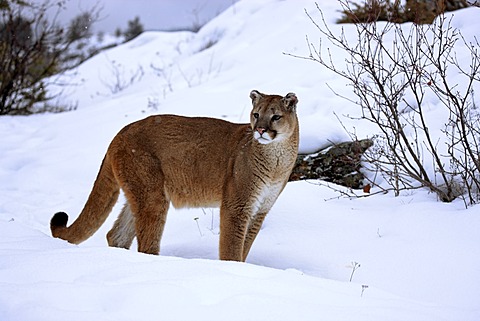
283,92,298,110
250,90,263,105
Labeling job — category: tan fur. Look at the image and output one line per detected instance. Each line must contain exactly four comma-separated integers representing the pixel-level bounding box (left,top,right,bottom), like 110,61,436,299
50,90,299,261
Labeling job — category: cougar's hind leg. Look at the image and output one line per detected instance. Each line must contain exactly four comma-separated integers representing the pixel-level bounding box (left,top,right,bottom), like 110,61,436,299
117,153,170,255
130,191,169,255
107,202,136,249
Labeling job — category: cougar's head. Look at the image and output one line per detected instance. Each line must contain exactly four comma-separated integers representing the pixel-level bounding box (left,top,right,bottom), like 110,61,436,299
249,90,298,145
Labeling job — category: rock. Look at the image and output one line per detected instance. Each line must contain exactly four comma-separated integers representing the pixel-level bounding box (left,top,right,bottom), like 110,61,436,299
289,139,373,189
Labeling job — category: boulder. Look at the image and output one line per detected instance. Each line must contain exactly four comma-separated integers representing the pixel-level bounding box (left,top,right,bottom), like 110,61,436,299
289,139,373,189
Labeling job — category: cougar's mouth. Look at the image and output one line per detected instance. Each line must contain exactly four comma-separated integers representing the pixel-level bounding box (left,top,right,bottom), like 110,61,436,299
254,131,275,144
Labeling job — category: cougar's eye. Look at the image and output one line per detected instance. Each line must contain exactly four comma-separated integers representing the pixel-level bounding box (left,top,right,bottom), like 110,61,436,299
271,115,282,121
253,113,259,119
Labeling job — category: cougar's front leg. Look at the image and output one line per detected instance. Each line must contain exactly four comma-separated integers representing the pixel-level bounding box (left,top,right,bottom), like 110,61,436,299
218,202,250,261
242,212,268,262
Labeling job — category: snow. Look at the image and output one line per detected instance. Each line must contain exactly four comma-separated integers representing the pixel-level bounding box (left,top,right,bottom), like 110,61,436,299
1,1,480,320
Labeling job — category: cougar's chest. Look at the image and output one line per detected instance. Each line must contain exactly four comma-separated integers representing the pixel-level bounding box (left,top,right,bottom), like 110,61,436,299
256,143,297,179
250,180,285,216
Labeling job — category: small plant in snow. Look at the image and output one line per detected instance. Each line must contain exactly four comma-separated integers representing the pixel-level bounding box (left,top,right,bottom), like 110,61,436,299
100,57,144,94
361,284,369,297
151,61,174,98
349,261,361,282
201,208,219,235
147,96,160,111
194,217,203,237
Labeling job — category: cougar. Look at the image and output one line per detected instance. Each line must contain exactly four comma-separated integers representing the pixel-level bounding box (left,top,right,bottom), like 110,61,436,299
50,90,299,261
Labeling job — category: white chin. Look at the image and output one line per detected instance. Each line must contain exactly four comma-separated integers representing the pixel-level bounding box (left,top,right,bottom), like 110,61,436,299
254,133,273,144
257,138,272,144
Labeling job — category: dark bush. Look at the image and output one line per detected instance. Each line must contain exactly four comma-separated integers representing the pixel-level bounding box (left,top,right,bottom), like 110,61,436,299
123,16,144,41
338,0,471,24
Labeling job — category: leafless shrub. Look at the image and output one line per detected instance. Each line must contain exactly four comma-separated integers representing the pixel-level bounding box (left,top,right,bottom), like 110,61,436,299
289,1,480,204
100,57,144,94
0,0,100,115
151,53,222,95
151,61,174,98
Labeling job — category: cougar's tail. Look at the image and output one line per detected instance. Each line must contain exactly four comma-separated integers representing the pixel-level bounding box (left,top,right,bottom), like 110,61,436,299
50,153,120,244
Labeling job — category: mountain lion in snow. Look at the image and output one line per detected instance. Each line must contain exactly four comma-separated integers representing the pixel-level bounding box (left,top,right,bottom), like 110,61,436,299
50,90,299,261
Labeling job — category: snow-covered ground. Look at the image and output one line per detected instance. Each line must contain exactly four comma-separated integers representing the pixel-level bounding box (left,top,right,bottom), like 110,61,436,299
1,1,480,320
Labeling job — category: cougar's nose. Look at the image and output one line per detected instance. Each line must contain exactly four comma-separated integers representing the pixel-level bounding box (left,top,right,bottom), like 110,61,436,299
256,127,267,135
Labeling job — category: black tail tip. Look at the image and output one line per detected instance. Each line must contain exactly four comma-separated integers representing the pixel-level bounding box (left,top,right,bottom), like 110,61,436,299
51,212,69,228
